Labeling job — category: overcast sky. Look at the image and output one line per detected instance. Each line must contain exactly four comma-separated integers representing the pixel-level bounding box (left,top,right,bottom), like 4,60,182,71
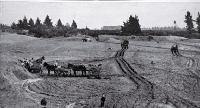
0,1,200,29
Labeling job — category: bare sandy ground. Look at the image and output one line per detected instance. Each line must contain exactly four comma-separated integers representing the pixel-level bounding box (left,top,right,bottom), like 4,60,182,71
125,40,200,106
1,32,200,108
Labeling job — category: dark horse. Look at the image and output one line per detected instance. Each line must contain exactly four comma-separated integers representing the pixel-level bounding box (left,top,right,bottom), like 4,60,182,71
43,62,57,75
68,63,86,76
36,56,45,64
82,38,87,42
171,45,180,56
121,40,129,49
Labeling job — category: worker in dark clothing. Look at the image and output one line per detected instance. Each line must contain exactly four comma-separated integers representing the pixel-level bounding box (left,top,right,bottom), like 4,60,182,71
41,98,47,108
174,44,181,56
100,94,106,107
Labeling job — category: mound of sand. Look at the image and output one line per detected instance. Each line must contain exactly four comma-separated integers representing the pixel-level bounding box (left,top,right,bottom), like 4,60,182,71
0,52,36,90
107,38,121,43
0,32,37,44
65,35,96,42
161,36,187,41
65,36,83,41
132,36,187,42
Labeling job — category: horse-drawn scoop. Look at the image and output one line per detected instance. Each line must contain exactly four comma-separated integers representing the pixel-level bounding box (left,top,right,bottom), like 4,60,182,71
29,61,43,73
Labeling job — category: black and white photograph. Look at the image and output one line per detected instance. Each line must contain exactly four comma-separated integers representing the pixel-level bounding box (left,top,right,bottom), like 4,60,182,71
0,0,200,108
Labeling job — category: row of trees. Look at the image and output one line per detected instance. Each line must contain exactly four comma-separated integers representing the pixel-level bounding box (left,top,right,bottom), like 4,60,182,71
11,15,78,37
11,14,142,37
11,15,78,30
9,11,199,38
185,11,200,33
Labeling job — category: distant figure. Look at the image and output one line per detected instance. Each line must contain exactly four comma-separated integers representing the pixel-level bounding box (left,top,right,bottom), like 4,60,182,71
171,44,180,56
40,98,47,108
100,94,106,107
82,38,87,42
148,36,154,41
121,40,129,49
151,61,155,65
107,48,112,50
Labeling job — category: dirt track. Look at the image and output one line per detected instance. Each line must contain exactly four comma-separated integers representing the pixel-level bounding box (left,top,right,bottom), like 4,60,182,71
115,48,200,108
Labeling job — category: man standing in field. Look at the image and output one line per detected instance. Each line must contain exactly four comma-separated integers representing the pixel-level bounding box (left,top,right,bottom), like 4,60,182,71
100,94,106,107
40,98,47,108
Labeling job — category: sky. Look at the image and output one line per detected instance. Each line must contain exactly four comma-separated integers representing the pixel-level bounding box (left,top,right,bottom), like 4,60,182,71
0,1,200,29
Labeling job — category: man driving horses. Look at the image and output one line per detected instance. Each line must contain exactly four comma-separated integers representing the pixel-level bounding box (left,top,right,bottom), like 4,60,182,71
171,45,176,56
174,44,180,56
100,94,106,107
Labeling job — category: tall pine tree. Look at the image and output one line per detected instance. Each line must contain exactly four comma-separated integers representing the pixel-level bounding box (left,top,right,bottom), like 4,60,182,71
196,12,200,33
35,17,41,27
11,22,17,29
22,16,29,29
121,15,141,35
17,19,23,29
43,15,53,28
28,18,34,29
184,11,194,34
71,20,77,29
56,19,63,28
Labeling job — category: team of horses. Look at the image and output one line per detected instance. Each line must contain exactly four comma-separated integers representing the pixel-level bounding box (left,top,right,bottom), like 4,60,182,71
19,56,100,77
43,62,87,77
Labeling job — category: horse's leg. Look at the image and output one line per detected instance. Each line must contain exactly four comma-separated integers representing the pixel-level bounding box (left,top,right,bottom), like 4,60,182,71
74,70,76,76
172,50,175,56
48,70,50,76
84,70,86,76
54,70,56,76
40,68,42,75
171,49,175,56
69,70,71,76
176,50,180,56
82,70,85,76
171,49,173,55
174,50,177,56
174,50,178,56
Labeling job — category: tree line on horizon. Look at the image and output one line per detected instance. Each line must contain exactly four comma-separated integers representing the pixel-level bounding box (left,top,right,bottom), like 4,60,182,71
10,14,143,37
11,15,78,37
7,11,200,38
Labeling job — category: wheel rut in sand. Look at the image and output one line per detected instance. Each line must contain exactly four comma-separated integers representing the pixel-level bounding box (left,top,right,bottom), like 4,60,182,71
115,48,200,108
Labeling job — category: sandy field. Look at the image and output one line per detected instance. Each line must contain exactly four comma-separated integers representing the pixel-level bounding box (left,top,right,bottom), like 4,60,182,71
1,32,200,108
